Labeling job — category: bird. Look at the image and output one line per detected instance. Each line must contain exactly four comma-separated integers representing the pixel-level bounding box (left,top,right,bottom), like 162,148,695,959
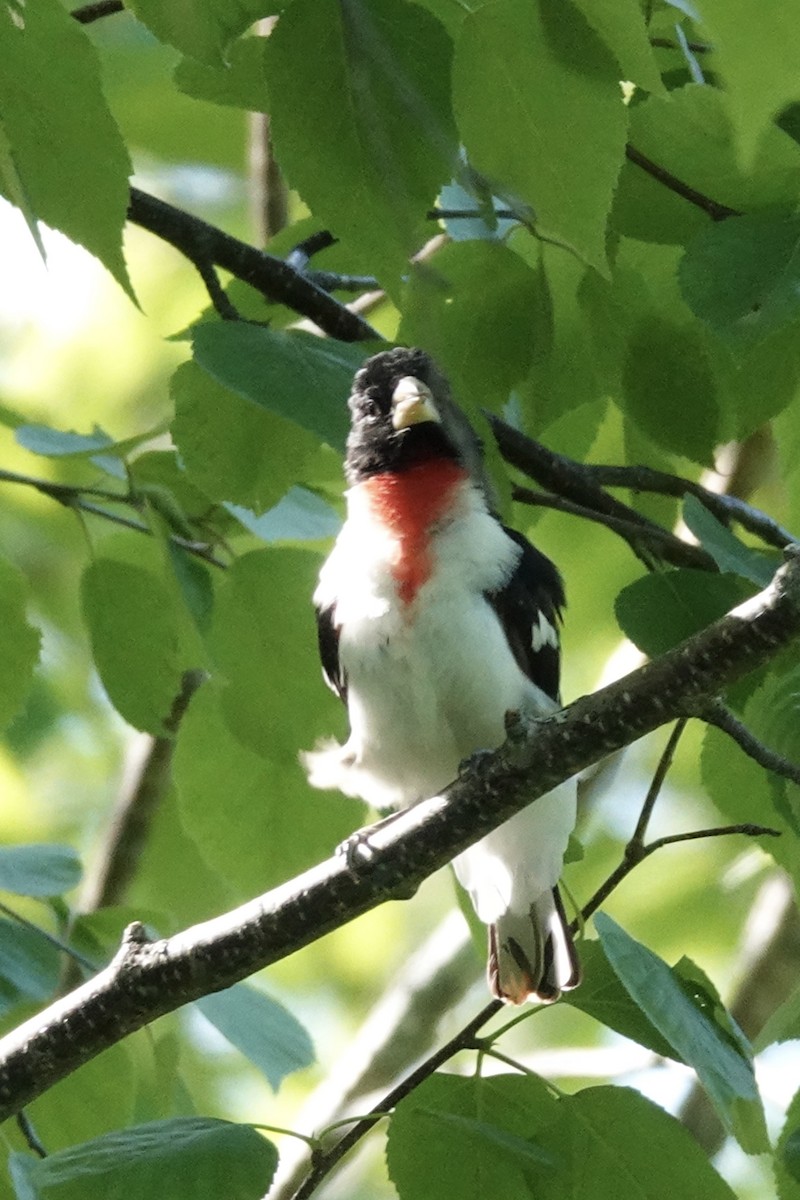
302,346,580,1003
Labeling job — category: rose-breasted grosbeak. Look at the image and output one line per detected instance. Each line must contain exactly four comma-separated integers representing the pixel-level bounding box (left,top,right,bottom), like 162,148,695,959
303,347,580,1003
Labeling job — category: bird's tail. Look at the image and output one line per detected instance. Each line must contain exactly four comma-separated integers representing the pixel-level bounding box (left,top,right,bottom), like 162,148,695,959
488,887,580,1005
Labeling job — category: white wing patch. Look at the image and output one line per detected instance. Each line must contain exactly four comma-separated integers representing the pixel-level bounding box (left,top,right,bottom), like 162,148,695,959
531,609,559,653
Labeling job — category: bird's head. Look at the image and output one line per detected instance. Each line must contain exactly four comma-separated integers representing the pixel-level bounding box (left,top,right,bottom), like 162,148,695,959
344,348,489,495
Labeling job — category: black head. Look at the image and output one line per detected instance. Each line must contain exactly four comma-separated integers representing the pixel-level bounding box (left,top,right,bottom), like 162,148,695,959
344,347,485,486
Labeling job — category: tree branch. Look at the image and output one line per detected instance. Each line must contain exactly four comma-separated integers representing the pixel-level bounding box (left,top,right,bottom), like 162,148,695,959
693,697,800,785
0,551,799,1120
126,188,378,343
511,485,716,571
0,468,227,569
582,462,795,553
71,0,123,22
624,144,740,222
79,670,207,913
489,417,794,562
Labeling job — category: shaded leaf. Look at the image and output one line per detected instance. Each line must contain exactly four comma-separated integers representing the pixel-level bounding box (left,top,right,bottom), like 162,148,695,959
454,0,627,273
621,317,718,463
175,38,269,110
196,983,314,1090
226,489,341,543
128,0,280,65
20,1117,277,1200
81,559,189,734
0,919,61,1015
542,1086,737,1199
0,844,81,897
680,215,800,350
387,1072,559,1199
265,0,459,281
0,0,132,292
695,0,800,165
399,240,542,415
682,495,779,586
171,360,324,514
564,939,678,1061
615,569,752,657
191,323,368,451
595,914,768,1153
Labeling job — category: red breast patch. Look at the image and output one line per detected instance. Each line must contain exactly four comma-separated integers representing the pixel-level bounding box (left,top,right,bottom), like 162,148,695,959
363,459,469,605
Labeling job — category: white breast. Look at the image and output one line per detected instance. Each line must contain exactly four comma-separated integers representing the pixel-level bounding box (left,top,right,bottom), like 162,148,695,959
309,480,556,810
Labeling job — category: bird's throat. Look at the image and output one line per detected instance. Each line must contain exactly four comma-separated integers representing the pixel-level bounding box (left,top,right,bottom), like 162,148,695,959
362,459,469,605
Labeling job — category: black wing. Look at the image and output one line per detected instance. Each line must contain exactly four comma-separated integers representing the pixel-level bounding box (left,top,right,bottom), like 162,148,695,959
486,526,565,704
316,602,347,703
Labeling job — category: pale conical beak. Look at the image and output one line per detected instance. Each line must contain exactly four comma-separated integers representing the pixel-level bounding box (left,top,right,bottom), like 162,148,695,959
391,376,439,430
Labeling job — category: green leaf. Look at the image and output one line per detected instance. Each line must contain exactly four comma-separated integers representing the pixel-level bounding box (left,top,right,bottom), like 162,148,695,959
0,919,61,1015
626,84,800,216
0,0,132,293
0,844,81,897
682,496,779,586
387,1073,559,1199
128,0,278,65
0,554,40,732
679,215,800,350
28,1043,137,1153
776,1087,800,1198
15,422,165,464
454,0,627,273
174,670,359,900
208,548,333,760
564,940,678,1060
195,983,314,1090
701,720,798,883
694,0,800,166
595,914,768,1153
265,0,459,282
15,425,115,458
543,1086,738,1199
615,569,752,657
171,361,324,514
399,241,542,416
191,323,368,451
226,489,341,543
571,0,665,94
21,1118,277,1200
754,984,800,1053
81,558,190,735
621,317,718,463
175,37,269,110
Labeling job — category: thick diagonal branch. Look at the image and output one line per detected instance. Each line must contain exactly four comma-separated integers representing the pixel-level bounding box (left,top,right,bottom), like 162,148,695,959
1,551,799,1121
127,188,377,343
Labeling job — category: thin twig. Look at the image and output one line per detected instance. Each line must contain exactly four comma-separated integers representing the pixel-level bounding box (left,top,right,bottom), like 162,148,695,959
71,0,123,22
80,671,207,913
427,208,518,222
0,468,228,568
16,1111,47,1158
582,462,795,552
693,697,800,785
650,36,711,53
0,901,98,974
625,144,740,222
512,485,716,571
290,1001,501,1200
630,719,688,846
